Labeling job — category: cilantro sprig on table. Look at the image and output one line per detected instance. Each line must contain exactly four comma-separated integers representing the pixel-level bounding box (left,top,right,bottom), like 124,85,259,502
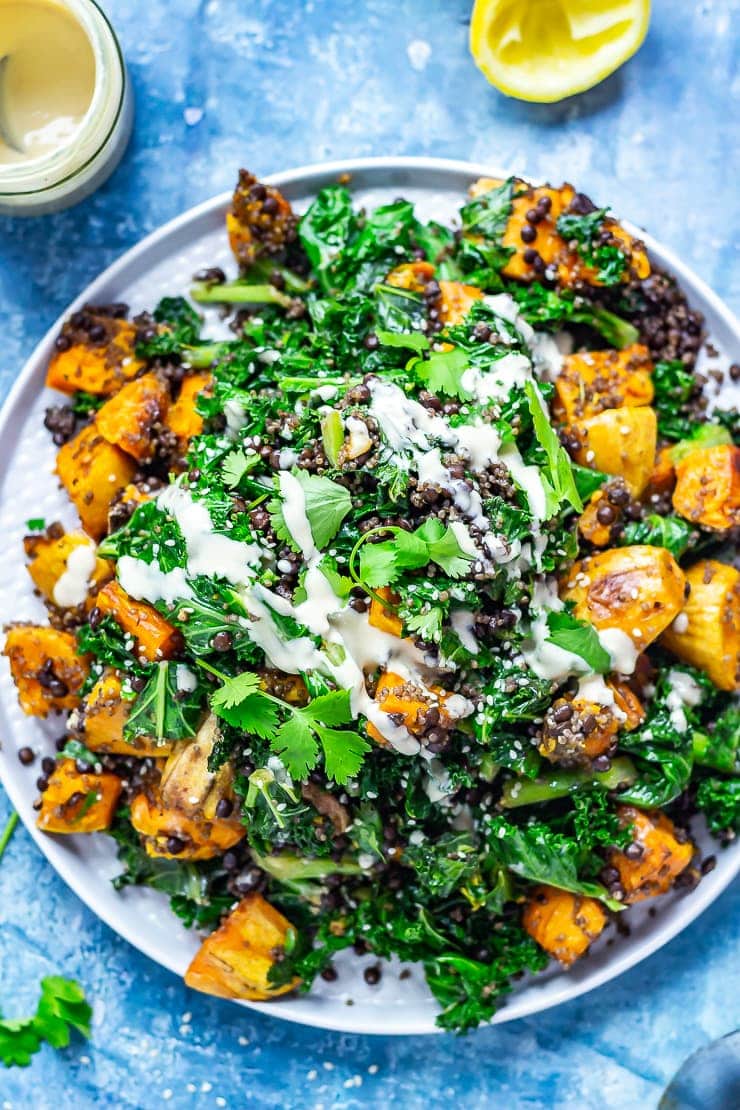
207,669,369,785
0,978,92,1068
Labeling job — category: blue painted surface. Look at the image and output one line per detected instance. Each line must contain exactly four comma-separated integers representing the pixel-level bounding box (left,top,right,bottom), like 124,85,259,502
0,1,738,1105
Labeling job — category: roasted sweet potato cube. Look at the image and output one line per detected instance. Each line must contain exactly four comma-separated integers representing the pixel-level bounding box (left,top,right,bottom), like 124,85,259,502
3,625,89,717
185,893,300,1001
661,560,740,691
95,581,182,662
385,260,436,292
95,372,170,463
36,759,122,834
539,679,644,767
130,790,244,860
24,529,112,609
367,670,458,744
46,315,145,396
55,424,137,540
645,445,676,500
553,344,653,423
368,587,403,637
81,670,174,756
561,545,686,652
437,281,485,326
522,885,608,967
578,490,613,548
160,715,237,821
571,406,657,496
468,178,649,287
166,372,212,450
227,169,296,268
672,444,740,531
608,806,693,902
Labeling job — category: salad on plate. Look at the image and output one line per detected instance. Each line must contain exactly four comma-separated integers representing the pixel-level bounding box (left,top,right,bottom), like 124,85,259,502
3,169,739,1032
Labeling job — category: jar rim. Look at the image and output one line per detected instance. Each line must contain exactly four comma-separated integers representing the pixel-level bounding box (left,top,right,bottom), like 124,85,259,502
0,0,127,197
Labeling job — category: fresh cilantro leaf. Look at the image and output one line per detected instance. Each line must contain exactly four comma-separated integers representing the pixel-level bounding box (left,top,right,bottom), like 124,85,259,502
524,379,582,513
272,716,318,780
314,726,370,785
210,673,280,737
355,522,473,588
300,689,352,726
210,671,262,709
222,448,259,488
359,544,398,588
405,606,445,642
0,977,92,1069
269,471,352,553
425,524,476,577
413,346,470,399
376,329,430,354
556,209,627,285
545,611,610,673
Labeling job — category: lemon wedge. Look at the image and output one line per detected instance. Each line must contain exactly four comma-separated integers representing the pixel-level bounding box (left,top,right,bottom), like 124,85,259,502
470,0,650,103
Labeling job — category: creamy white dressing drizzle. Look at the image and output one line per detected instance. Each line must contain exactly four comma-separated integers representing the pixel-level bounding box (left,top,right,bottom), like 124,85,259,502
52,541,96,607
520,579,590,683
665,668,703,732
597,628,640,676
117,555,193,606
277,471,316,558
158,485,262,586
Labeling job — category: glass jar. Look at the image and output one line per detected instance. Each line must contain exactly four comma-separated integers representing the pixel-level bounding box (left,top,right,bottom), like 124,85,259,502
0,0,133,216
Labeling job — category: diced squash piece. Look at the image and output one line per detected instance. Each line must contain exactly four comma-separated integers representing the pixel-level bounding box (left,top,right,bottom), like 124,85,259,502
437,280,484,326
522,884,608,967
166,373,213,447
540,678,644,767
367,670,458,744
672,444,740,531
36,759,122,834
3,625,89,717
46,315,145,396
95,372,170,463
185,893,300,1001
95,581,183,662
24,529,112,608
160,715,237,822
81,670,174,756
468,177,649,287
571,406,657,496
56,424,137,540
386,260,435,292
553,344,653,423
645,445,676,500
661,560,740,691
130,789,244,860
561,545,686,652
608,806,693,902
228,170,296,268
368,587,403,637
578,489,615,548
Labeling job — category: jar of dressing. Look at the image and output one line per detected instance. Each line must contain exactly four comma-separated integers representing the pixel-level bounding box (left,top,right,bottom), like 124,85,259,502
0,0,133,215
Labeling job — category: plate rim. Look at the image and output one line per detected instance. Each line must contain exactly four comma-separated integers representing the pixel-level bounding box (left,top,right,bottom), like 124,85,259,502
0,155,738,1036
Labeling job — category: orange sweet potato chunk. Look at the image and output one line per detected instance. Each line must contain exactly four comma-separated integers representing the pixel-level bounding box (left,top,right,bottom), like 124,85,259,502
37,759,122,834
166,373,213,448
661,560,740,691
608,806,694,902
672,444,740,531
46,315,145,396
24,529,112,608
368,587,403,637
561,545,686,651
386,260,436,292
227,170,296,268
553,344,653,423
81,670,174,756
3,625,89,717
55,424,137,540
95,372,170,462
130,790,244,860
437,280,485,326
185,893,300,1001
571,406,657,496
95,581,182,662
522,884,608,967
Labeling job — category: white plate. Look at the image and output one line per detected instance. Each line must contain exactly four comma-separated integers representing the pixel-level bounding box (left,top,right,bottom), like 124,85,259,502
0,157,738,1036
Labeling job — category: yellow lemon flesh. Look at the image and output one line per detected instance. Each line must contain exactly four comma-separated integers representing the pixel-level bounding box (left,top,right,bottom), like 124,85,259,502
470,0,651,103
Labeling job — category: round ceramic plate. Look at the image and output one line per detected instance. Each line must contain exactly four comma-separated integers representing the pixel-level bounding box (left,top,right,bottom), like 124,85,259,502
0,158,738,1036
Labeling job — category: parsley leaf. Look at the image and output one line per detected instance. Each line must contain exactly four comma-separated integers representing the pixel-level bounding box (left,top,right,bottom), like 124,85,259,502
0,977,92,1069
545,611,611,673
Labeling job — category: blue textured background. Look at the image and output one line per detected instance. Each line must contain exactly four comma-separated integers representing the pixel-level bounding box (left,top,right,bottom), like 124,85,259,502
1,1,738,1106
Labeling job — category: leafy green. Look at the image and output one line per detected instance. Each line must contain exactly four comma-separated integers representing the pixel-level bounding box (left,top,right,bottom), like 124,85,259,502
524,380,583,513
123,661,205,744
136,296,202,359
620,514,695,559
692,705,740,774
403,832,478,898
298,185,356,291
556,208,627,285
413,346,470,399
696,778,740,834
460,178,514,240
509,282,639,348
652,359,698,440
0,978,92,1068
545,610,611,673
354,519,473,589
269,470,351,552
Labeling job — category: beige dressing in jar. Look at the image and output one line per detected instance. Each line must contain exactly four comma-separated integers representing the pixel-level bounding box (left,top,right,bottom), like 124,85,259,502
0,0,96,165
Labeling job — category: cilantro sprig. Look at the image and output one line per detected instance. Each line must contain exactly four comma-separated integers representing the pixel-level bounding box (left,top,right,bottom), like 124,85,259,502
545,611,610,673
0,978,92,1068
206,668,369,785
268,470,352,552
349,519,474,591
